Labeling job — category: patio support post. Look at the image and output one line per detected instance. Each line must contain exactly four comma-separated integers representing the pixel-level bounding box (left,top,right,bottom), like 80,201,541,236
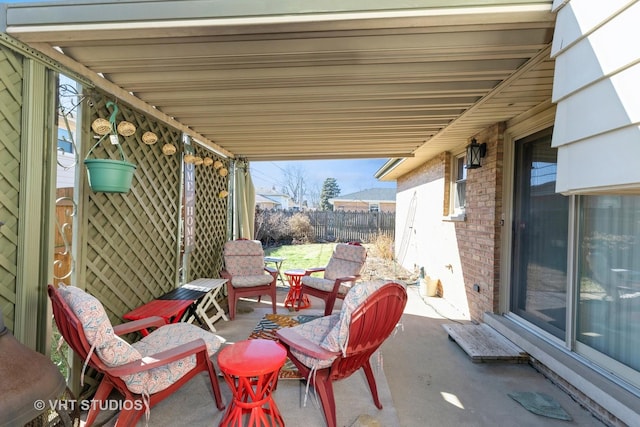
16,58,57,352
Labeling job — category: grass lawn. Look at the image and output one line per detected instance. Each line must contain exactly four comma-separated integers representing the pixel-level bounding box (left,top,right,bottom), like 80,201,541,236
264,243,335,271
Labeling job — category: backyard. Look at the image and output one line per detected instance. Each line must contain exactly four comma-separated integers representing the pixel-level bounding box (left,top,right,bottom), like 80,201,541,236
264,240,417,285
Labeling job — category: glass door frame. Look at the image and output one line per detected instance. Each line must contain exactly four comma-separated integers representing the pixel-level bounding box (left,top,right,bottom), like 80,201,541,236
501,125,574,351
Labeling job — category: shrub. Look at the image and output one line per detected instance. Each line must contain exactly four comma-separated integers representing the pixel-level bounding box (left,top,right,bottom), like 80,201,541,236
289,213,314,243
255,209,292,245
373,232,395,261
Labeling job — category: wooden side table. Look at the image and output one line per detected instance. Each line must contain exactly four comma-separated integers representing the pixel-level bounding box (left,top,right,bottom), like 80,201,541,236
283,269,311,311
264,256,286,285
182,278,228,331
217,339,286,427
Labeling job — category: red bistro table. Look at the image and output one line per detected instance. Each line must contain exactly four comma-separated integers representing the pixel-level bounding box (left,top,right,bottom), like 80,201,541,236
283,269,311,310
217,339,287,427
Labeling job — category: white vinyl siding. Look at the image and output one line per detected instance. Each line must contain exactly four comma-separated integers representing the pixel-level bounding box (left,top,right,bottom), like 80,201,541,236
551,0,640,194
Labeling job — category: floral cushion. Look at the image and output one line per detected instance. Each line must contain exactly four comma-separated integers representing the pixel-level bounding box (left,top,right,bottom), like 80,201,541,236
287,280,390,369
323,280,390,355
58,285,142,368
223,240,266,276
59,285,224,395
231,274,274,288
288,314,341,369
300,276,351,294
324,244,367,281
128,323,224,394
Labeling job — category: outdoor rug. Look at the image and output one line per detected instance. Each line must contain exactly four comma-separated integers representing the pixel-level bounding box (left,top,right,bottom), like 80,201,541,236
248,313,319,379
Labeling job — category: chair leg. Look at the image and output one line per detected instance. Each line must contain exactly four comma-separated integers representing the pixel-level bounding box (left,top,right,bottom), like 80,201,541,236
324,294,337,316
271,290,277,314
228,289,236,321
206,359,225,410
361,361,382,409
114,401,144,427
313,373,338,427
84,379,113,427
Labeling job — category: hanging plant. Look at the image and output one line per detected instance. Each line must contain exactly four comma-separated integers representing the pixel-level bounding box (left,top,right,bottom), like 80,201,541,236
84,101,137,193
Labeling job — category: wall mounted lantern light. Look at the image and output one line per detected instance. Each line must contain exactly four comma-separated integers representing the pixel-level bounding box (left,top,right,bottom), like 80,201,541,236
465,138,487,169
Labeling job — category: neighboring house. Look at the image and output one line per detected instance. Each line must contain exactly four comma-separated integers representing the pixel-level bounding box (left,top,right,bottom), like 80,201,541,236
57,118,77,189
329,188,396,213
254,194,280,210
375,2,640,425
255,187,292,210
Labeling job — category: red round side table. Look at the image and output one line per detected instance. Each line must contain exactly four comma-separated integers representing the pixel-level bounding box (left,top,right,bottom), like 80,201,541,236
283,269,311,311
217,339,287,427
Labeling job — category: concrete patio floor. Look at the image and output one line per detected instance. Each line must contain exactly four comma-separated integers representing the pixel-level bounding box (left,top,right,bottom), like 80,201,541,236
89,284,606,426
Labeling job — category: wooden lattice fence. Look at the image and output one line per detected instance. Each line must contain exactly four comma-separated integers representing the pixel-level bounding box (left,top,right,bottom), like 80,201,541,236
82,94,229,324
0,46,23,331
187,144,229,281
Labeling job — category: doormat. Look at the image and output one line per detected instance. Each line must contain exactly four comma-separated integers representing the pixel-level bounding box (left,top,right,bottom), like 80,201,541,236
508,391,572,421
248,313,319,379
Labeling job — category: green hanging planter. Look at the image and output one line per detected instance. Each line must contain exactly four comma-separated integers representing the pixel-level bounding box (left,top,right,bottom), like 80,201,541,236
84,101,137,193
84,158,136,193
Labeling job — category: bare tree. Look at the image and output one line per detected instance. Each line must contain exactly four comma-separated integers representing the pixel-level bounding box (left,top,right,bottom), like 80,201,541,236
306,180,322,209
280,165,307,207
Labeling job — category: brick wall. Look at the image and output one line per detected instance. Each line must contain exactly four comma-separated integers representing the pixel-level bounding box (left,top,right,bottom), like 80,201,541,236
455,123,505,320
334,201,396,213
395,124,505,322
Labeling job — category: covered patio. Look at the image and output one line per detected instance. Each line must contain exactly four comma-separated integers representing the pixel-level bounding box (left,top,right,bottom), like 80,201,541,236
0,1,633,426
79,286,604,426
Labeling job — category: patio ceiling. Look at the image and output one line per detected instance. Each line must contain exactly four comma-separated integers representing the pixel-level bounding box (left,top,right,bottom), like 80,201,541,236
2,1,556,179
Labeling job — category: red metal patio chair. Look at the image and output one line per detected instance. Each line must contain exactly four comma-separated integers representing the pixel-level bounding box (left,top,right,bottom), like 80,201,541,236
276,280,407,427
48,284,225,426
220,239,278,320
299,242,367,315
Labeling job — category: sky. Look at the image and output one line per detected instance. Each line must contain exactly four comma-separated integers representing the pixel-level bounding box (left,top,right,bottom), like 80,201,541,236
250,159,396,196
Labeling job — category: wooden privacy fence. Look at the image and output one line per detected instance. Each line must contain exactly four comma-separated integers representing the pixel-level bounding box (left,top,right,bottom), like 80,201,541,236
256,209,395,243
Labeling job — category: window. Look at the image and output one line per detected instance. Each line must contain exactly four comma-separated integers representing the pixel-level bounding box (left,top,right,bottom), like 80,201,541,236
57,128,74,154
369,203,379,213
451,154,467,217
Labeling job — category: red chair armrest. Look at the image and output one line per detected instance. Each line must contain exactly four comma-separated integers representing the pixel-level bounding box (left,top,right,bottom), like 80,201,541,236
304,267,326,276
334,274,361,283
264,266,277,276
276,328,340,361
108,338,209,376
114,316,166,335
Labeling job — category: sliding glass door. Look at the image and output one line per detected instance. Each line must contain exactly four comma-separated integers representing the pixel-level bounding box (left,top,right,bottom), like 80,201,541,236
577,196,640,375
511,129,569,339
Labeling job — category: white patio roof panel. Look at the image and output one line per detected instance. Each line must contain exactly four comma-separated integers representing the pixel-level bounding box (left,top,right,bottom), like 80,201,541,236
2,0,556,172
